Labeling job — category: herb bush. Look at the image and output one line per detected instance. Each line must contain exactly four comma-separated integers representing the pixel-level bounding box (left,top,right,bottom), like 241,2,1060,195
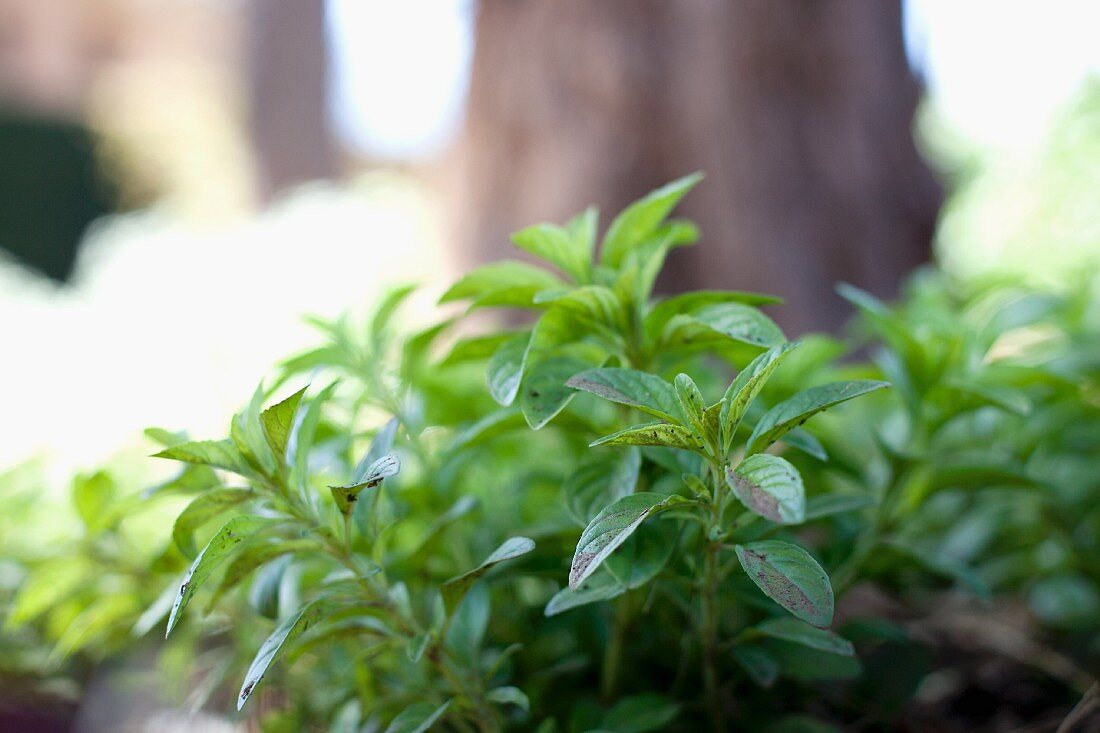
4,177,1099,731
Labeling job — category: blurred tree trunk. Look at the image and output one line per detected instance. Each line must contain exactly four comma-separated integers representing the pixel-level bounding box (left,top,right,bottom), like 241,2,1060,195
458,0,942,333
246,0,336,200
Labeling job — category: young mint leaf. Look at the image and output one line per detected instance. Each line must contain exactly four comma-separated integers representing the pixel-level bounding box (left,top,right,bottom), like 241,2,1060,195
735,540,834,628
520,356,589,429
329,453,400,515
562,449,641,527
645,290,783,343
259,386,308,465
172,488,254,558
153,439,254,478
544,571,628,617
673,373,707,436
566,368,682,423
746,380,889,455
601,173,703,267
720,342,801,447
727,454,805,525
569,493,687,590
440,261,563,309
487,333,530,406
166,515,273,637
664,303,785,349
441,537,535,615
512,223,590,282
237,600,328,710
590,423,704,452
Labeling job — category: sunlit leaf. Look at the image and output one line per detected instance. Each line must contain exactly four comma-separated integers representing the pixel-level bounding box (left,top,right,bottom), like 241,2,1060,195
172,488,254,558
166,515,273,637
259,386,308,465
512,223,590,282
237,600,328,710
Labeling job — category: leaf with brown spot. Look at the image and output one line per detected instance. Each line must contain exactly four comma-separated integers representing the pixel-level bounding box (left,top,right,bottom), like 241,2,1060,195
238,600,329,710
735,540,834,628
590,423,702,452
569,492,688,590
727,454,805,525
165,515,272,637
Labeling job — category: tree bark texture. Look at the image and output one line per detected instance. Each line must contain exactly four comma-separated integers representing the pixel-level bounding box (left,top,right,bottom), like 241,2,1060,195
457,0,942,333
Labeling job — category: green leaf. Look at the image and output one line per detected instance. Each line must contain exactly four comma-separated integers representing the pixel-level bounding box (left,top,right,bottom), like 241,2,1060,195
544,572,627,616
569,493,685,590
248,555,291,619
352,418,400,483
440,261,563,309
567,206,599,259
747,381,889,455
486,686,530,711
754,617,854,656
521,356,589,429
512,223,590,282
736,541,833,628
604,694,681,733
664,303,785,349
605,519,678,589
166,515,272,637
487,333,530,406
72,471,116,531
590,423,704,453
804,494,876,521
645,290,783,342
562,449,641,527
6,558,90,628
732,646,779,688
407,632,432,663
441,537,535,615
369,284,417,340
779,427,828,461
534,285,628,333
601,173,703,267
237,600,328,710
289,381,339,490
330,453,400,515
153,439,254,477
259,386,307,465
384,701,452,733
208,538,321,610
720,342,801,446
172,488,254,558
673,373,707,436
727,455,805,525
566,368,682,423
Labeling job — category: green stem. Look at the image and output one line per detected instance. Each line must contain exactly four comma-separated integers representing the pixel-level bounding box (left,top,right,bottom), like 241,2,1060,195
700,461,725,733
601,594,632,699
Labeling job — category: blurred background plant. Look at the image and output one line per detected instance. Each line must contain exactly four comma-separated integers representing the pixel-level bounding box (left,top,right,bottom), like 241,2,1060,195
2,1,1100,731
